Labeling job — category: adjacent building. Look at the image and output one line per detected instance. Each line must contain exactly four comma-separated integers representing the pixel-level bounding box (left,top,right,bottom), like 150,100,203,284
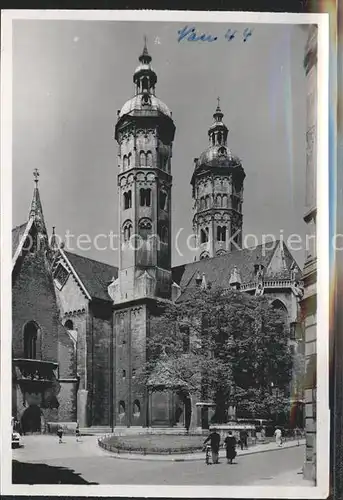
302,24,318,482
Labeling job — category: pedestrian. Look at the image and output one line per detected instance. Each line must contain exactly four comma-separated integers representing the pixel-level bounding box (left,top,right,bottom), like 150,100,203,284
274,427,282,447
203,428,221,465
261,427,266,441
57,426,63,444
240,429,248,449
224,431,237,464
294,427,300,446
75,421,80,442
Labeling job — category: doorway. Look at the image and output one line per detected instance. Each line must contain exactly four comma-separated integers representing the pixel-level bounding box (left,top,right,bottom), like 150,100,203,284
21,405,42,434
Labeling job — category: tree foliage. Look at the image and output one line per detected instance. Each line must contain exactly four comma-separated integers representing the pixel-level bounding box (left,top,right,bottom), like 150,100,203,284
135,286,294,422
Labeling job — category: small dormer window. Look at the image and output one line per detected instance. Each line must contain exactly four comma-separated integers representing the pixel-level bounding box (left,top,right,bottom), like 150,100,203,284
218,146,226,155
54,262,69,290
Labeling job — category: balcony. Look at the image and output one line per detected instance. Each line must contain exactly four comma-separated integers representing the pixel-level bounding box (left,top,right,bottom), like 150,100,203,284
240,279,304,292
13,358,60,408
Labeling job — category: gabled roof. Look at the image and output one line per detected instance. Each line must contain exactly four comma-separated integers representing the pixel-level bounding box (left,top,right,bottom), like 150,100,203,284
171,240,301,292
63,251,118,302
12,222,29,258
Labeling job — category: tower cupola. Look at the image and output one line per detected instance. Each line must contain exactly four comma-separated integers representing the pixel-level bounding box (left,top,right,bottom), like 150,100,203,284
208,98,228,147
133,37,157,96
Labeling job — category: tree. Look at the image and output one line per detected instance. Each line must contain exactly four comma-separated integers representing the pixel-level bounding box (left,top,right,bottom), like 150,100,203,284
135,285,293,423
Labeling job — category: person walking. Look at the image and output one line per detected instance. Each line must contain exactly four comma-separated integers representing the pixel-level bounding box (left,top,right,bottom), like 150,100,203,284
240,429,248,449
75,421,80,442
274,427,282,447
203,428,221,465
294,427,301,446
224,431,237,464
57,426,63,444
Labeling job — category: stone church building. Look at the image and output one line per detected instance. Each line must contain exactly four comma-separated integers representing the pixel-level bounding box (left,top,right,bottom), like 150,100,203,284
12,42,304,432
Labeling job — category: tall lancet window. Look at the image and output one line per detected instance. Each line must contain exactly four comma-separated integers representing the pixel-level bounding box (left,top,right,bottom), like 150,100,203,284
140,151,146,166
146,151,153,167
23,321,39,359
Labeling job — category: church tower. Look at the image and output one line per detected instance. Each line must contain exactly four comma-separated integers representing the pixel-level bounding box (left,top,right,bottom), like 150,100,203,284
191,100,245,260
112,39,175,303
109,41,175,428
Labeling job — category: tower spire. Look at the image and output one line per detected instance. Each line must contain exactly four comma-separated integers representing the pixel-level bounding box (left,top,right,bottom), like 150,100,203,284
50,226,59,252
213,97,224,122
28,169,50,254
134,37,156,96
139,35,152,64
29,168,45,227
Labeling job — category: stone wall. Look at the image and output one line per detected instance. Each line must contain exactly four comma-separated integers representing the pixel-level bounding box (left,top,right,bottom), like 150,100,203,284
12,252,60,362
87,301,113,426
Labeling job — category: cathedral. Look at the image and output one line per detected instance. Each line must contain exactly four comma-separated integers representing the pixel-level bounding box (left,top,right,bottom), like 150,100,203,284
12,41,304,432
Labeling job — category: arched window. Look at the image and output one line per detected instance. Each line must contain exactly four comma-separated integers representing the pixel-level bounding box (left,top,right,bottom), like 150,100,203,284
217,226,226,242
200,251,209,260
218,132,222,144
222,194,228,208
200,198,205,210
216,194,222,207
123,190,132,210
140,151,146,166
146,151,153,167
23,321,38,359
142,77,149,91
139,218,152,240
159,191,167,210
123,221,133,243
127,153,132,168
205,195,211,209
212,135,215,146
133,400,141,416
200,228,209,244
123,155,128,169
271,299,288,317
140,188,151,207
271,300,288,332
65,319,74,330
119,401,126,414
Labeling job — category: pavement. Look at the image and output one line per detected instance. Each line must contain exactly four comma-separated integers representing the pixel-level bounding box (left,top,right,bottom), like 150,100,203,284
12,435,314,486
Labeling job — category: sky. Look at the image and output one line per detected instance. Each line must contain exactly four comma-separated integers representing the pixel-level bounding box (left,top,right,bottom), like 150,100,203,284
12,20,309,268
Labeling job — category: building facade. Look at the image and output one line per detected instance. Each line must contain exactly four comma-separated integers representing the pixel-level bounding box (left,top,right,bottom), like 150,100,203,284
302,24,318,482
13,41,305,431
12,175,77,433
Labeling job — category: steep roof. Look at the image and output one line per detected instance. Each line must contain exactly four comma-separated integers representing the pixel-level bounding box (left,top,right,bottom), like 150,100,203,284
172,241,301,292
12,222,28,258
63,251,118,302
